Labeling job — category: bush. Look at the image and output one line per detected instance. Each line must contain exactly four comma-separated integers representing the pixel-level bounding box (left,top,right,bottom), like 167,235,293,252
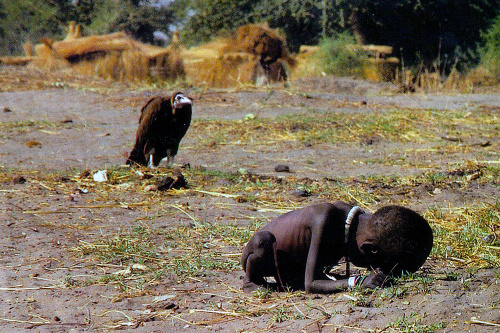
314,32,366,77
480,15,500,79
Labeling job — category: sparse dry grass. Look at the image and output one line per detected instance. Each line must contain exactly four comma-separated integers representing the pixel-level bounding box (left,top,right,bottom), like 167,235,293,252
190,106,499,148
4,159,498,286
1,72,498,330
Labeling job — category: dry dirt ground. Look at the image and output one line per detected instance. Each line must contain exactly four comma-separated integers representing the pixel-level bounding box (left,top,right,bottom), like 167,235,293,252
0,65,499,332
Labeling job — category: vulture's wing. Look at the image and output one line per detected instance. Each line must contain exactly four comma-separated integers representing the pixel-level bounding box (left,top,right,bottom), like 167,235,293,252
135,97,170,151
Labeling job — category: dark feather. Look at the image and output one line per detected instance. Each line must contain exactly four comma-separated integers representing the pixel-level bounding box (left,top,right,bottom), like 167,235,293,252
126,92,192,167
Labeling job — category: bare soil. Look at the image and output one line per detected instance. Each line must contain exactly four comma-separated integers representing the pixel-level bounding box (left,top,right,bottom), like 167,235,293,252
0,65,499,332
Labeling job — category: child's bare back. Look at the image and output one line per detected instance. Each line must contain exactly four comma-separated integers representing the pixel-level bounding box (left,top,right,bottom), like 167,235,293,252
241,201,433,293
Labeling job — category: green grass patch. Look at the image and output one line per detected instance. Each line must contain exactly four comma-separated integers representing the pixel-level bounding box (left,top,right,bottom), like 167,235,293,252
190,107,499,147
73,220,264,288
386,313,447,333
427,201,500,268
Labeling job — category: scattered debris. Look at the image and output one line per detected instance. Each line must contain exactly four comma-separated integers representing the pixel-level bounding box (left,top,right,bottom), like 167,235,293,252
466,172,482,181
244,113,256,121
238,168,249,175
11,175,27,184
274,164,290,172
145,294,178,311
398,83,416,93
156,173,187,191
26,140,42,148
361,135,381,145
482,233,498,244
292,187,310,197
92,170,108,182
439,134,461,142
144,184,158,191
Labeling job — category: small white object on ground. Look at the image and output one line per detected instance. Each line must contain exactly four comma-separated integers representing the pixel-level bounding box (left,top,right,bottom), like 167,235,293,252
93,170,108,182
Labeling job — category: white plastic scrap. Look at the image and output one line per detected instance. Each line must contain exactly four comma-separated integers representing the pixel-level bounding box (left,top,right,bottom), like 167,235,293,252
93,170,108,182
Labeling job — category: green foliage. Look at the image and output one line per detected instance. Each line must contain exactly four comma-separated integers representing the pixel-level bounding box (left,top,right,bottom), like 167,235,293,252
88,0,175,44
0,2,5,39
0,0,498,71
340,0,499,70
177,0,499,70
0,0,176,56
272,306,290,323
177,0,342,51
0,0,59,55
315,32,366,76
176,0,254,47
429,201,500,268
249,0,327,53
480,14,500,78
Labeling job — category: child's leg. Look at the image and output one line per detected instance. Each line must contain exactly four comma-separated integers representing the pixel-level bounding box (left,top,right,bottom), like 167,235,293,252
241,231,280,291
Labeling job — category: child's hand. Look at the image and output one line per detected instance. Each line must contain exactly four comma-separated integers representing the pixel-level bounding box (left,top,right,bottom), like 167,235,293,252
359,269,387,288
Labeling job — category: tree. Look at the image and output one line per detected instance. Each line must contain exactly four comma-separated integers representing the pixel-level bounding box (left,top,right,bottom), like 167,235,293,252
175,0,499,70
342,0,500,69
480,14,500,77
250,0,325,52
176,0,340,51
0,0,178,55
176,0,255,47
87,0,175,44
0,1,5,39
0,0,60,55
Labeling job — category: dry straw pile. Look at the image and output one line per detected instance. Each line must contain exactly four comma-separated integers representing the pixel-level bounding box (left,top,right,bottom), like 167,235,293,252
1,22,295,87
20,22,185,83
181,24,295,87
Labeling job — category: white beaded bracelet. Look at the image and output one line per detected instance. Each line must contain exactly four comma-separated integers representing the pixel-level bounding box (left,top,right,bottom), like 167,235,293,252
348,276,357,288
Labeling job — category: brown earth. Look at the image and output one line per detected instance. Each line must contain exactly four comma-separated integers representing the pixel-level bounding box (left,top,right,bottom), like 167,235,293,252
0,65,499,332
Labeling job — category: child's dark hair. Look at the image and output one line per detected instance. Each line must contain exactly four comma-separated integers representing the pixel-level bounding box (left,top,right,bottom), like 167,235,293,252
370,205,433,276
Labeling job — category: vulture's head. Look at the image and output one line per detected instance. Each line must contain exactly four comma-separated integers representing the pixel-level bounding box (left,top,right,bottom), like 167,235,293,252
171,92,192,114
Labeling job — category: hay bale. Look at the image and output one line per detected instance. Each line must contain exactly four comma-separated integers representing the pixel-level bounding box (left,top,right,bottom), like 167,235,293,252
466,66,497,87
182,39,231,63
232,24,286,60
251,58,290,86
364,57,399,82
29,24,184,82
46,32,132,60
150,50,185,81
291,45,321,78
443,68,460,90
181,39,254,87
31,43,70,70
186,51,256,87
181,24,293,87
230,24,293,84
0,56,37,66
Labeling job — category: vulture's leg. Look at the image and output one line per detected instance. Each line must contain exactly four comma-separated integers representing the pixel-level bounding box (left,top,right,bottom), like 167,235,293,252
166,155,175,167
147,155,155,168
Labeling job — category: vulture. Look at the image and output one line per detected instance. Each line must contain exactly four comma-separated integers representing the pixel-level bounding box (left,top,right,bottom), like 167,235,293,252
126,92,192,167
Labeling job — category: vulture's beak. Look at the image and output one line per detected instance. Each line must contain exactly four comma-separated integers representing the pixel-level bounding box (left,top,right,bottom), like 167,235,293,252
173,94,192,110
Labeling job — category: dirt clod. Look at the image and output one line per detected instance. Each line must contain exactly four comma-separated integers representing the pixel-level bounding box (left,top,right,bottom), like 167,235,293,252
274,164,290,172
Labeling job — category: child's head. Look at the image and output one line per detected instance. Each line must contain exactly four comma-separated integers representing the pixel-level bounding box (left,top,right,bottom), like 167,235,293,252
358,205,433,276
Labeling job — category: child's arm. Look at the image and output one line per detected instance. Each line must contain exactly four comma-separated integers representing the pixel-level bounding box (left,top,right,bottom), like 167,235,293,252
304,223,348,293
305,256,388,292
303,216,387,293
